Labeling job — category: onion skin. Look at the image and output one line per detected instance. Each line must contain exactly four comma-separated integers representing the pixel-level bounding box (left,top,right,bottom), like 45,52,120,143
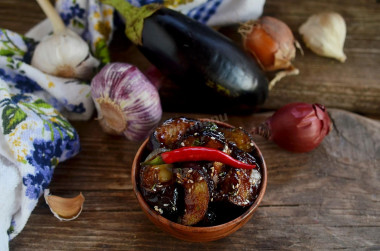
91,63,162,142
240,16,297,72
257,103,331,153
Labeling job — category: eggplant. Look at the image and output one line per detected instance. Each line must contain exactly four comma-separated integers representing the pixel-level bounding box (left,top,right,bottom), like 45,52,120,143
139,164,179,217
149,117,198,149
175,167,210,226
219,127,255,153
103,0,268,108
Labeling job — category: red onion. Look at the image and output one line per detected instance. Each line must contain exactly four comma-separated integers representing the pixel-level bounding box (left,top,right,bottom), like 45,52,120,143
91,63,162,141
253,103,332,153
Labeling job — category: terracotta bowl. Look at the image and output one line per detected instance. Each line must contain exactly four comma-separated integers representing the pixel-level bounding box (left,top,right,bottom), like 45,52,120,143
131,119,267,242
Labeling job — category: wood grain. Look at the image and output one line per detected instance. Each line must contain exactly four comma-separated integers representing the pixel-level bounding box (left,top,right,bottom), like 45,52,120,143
0,0,379,250
9,109,380,250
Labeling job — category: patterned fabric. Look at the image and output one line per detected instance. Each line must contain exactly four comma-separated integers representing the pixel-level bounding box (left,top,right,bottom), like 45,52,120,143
1,0,265,249
0,28,87,250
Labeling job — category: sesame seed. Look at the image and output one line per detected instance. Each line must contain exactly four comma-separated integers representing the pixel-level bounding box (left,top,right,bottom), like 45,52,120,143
194,132,199,136
250,142,254,146
188,188,192,193
199,177,203,181
163,204,169,207
172,207,176,211
154,206,159,211
181,142,185,146
211,136,216,140
188,169,193,173
159,209,163,214
189,180,194,183
211,198,214,202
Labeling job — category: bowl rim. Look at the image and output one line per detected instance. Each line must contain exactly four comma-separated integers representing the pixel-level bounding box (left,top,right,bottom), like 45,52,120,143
131,118,267,231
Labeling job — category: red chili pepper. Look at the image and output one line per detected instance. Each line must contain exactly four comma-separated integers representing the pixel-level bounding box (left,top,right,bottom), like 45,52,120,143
143,147,256,170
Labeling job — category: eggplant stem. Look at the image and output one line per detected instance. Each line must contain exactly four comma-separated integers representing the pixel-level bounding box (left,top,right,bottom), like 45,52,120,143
36,0,66,34
101,0,161,45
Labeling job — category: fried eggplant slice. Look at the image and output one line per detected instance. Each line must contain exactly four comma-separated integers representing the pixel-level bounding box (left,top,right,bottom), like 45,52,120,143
175,167,210,226
219,127,255,152
178,129,225,150
219,148,260,207
178,128,228,188
149,117,198,149
139,164,179,216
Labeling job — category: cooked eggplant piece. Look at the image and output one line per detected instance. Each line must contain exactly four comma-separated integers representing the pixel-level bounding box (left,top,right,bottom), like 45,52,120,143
139,164,179,216
219,127,255,153
178,128,228,188
149,117,198,149
178,129,225,150
175,167,210,226
219,148,260,206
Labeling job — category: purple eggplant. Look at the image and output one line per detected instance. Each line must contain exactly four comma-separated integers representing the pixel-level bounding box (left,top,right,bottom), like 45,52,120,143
103,0,268,108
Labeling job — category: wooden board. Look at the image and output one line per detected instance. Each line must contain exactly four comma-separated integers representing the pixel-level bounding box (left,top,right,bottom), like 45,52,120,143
9,109,380,250
1,0,379,115
0,0,379,249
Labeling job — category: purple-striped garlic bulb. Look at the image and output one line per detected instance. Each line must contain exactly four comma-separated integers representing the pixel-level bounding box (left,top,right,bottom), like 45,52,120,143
91,63,162,141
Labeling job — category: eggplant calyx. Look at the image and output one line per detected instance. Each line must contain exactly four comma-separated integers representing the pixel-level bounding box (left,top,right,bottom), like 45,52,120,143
101,0,161,45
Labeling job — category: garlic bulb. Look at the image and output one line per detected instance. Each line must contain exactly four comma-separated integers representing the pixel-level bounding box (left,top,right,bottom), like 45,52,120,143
299,12,347,62
91,63,162,142
31,0,99,79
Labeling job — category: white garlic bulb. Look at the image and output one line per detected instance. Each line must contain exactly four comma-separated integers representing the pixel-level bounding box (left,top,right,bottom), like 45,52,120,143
32,29,99,79
299,12,347,62
31,0,99,79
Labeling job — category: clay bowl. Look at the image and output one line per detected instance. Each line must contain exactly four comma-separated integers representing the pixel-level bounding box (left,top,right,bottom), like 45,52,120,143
131,119,267,242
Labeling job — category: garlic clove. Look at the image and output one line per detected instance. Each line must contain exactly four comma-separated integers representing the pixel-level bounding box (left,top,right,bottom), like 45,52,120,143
299,12,347,62
44,189,85,221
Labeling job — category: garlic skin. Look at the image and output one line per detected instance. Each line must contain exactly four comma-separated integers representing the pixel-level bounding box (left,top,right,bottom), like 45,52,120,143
91,63,162,142
31,29,100,80
299,12,347,62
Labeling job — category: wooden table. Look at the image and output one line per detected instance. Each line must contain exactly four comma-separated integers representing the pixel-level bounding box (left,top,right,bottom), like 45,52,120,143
1,0,379,250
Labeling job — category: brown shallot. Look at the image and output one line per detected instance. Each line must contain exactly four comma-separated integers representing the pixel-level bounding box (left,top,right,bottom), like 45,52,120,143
239,16,302,89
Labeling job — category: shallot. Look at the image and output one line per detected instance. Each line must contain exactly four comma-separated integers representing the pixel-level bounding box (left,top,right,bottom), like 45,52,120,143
239,16,302,90
253,103,332,153
91,63,162,141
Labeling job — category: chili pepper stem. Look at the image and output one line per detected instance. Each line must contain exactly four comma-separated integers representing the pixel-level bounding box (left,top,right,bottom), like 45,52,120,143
142,155,165,166
101,0,161,45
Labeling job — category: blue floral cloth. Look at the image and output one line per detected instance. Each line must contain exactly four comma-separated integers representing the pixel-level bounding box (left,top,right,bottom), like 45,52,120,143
1,0,265,249
0,28,88,249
